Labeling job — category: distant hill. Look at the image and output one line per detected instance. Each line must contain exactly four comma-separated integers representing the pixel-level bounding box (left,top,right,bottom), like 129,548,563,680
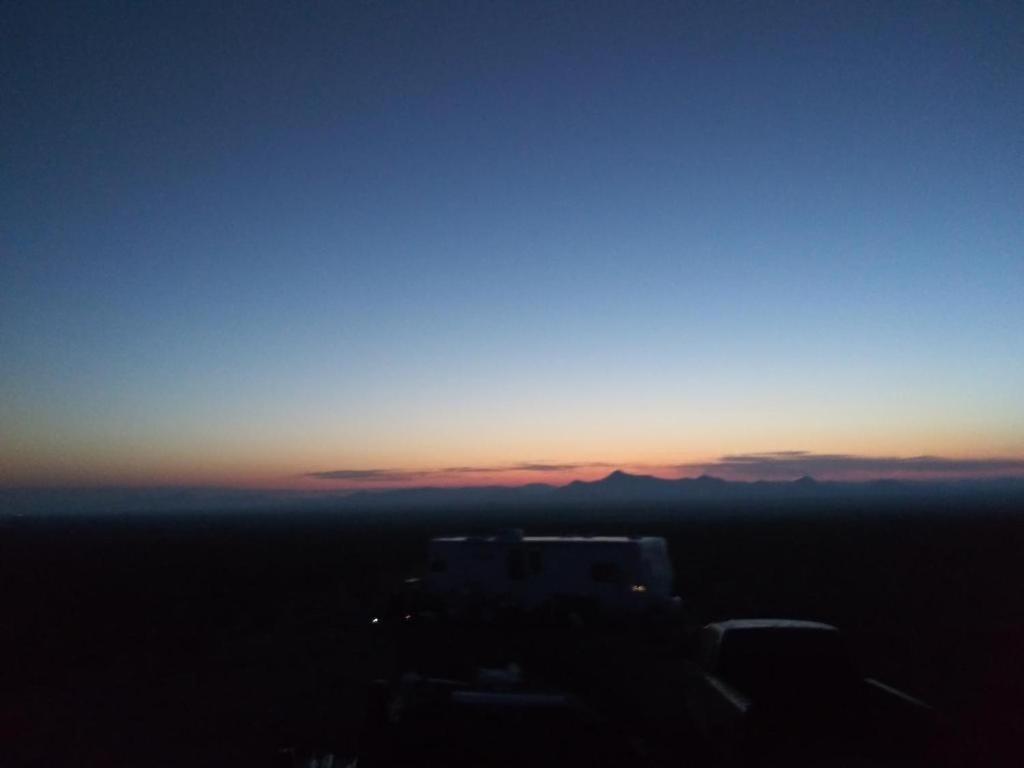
4,471,1024,516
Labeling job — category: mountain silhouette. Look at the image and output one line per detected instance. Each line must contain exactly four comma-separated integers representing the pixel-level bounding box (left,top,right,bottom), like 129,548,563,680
335,471,1024,511
3,472,1023,515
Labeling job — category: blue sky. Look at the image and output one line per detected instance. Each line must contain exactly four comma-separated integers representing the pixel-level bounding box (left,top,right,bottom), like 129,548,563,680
2,1,1022,488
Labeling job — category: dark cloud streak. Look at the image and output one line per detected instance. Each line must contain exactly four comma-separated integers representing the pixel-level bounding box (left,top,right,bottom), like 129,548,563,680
679,452,1024,480
307,454,1024,485
306,461,614,483
305,469,432,482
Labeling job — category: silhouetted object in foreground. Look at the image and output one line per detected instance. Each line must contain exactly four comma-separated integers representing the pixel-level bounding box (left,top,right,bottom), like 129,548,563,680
356,667,640,767
686,619,936,765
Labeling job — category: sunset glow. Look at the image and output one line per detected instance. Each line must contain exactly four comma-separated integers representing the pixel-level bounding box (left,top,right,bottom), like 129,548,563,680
2,3,1022,497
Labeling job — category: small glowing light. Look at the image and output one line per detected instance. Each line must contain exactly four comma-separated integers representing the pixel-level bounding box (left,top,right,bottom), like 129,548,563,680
403,613,413,621
371,617,380,624
631,584,647,593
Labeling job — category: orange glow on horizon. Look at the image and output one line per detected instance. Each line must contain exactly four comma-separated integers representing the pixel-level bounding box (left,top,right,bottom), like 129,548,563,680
7,450,1024,492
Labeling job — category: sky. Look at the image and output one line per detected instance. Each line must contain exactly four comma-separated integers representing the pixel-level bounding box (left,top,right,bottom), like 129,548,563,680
2,1,1022,491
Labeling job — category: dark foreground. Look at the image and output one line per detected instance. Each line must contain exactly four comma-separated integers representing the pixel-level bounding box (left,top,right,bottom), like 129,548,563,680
3,497,1023,766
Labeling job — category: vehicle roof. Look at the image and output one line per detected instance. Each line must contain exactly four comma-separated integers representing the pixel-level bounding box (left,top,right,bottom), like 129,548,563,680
707,619,839,634
431,535,659,544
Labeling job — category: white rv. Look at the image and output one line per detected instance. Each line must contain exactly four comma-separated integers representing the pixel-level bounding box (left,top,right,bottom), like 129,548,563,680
423,530,675,616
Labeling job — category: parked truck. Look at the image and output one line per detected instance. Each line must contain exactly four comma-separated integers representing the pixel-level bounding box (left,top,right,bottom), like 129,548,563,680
356,665,642,767
685,619,935,765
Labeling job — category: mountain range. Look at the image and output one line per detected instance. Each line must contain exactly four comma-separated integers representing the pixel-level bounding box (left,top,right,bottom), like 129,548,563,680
5,471,1023,516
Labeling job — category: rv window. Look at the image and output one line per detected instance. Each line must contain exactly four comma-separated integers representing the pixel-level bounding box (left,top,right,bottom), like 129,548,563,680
507,549,526,580
591,562,621,584
529,549,543,574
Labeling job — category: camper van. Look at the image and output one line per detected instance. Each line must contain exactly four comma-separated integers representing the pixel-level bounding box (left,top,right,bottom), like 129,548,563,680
423,530,675,617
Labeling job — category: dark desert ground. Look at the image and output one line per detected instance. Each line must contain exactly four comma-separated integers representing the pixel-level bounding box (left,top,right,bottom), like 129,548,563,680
4,487,1023,767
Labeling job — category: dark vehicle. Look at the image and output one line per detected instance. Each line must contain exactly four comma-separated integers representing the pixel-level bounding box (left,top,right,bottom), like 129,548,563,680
357,668,643,767
686,620,935,765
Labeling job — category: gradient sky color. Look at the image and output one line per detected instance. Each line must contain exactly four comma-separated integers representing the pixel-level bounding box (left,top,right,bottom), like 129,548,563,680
2,1,1022,491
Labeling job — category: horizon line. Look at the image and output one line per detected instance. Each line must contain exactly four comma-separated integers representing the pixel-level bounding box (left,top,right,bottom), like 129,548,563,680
6,466,1024,495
